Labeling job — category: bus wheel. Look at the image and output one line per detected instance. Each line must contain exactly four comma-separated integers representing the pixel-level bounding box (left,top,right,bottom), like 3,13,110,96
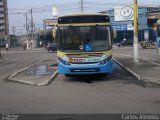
65,74,71,77
100,73,108,77
145,42,151,49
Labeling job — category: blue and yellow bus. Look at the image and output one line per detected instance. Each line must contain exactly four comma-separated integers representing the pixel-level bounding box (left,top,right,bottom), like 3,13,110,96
53,13,113,76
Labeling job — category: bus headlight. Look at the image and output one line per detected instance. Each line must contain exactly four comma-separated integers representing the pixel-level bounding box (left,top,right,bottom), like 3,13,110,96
99,56,112,65
58,58,70,65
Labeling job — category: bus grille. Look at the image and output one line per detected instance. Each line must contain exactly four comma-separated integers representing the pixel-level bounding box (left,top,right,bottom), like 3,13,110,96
70,68,100,72
70,62,99,64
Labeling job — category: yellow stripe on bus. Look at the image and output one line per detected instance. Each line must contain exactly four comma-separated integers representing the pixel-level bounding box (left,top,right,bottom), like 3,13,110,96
58,23,111,27
57,50,112,58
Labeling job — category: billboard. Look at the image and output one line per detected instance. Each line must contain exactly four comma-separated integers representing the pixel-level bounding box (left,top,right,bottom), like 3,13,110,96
114,6,134,21
147,7,160,13
112,24,127,30
127,24,134,30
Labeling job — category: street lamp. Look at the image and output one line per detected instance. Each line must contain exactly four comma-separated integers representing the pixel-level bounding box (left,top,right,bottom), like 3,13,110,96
18,10,32,50
17,12,29,35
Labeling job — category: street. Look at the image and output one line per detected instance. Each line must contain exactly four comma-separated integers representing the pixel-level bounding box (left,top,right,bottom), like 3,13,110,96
0,47,160,113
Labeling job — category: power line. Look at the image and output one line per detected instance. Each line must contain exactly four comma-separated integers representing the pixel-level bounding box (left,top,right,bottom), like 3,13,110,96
8,1,160,14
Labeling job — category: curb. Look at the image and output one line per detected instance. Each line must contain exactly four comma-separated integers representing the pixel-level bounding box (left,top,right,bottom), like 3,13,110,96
9,70,58,86
113,58,141,80
8,58,58,86
113,56,160,84
9,58,48,80
37,70,58,86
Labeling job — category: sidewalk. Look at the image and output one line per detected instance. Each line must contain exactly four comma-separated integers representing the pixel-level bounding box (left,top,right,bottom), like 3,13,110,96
114,54,160,84
8,58,58,86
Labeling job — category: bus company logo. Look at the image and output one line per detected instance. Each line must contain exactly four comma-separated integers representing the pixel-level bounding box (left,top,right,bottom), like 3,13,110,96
120,6,134,20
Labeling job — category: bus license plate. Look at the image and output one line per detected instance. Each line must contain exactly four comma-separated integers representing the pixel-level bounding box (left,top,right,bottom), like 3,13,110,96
70,58,100,63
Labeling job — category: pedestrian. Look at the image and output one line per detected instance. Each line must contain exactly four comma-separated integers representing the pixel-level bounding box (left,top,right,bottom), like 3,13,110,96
24,43,27,50
22,42,27,50
5,43,9,51
39,41,42,47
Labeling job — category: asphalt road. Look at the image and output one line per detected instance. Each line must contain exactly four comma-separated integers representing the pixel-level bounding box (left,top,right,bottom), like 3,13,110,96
0,47,160,113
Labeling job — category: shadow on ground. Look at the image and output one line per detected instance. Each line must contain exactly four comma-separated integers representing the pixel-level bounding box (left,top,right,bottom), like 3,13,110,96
65,62,160,88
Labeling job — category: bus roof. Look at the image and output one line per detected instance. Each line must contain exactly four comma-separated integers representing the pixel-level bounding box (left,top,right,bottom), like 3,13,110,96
57,13,110,24
58,13,109,18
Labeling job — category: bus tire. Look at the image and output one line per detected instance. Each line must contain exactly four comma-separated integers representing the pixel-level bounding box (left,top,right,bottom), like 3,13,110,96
145,42,151,49
101,73,108,76
65,74,71,77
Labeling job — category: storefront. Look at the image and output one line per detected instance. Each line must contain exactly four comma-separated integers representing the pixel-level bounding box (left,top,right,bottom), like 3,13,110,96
103,6,160,43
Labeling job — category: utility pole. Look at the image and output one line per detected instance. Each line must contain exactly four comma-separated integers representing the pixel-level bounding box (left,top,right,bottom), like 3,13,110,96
81,0,84,13
31,8,33,38
43,20,46,45
12,27,16,35
17,12,29,36
133,0,139,63
25,13,28,35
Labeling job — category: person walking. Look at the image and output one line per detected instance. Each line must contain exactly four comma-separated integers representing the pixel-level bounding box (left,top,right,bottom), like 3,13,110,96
5,43,9,51
22,42,27,50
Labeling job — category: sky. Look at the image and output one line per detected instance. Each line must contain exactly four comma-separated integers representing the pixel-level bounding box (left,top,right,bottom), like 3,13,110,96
8,0,160,35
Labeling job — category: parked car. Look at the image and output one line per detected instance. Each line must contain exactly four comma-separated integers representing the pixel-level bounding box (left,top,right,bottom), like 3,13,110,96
116,39,133,47
47,43,57,52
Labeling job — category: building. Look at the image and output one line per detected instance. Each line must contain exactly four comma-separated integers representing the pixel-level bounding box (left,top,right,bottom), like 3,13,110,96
0,0,9,46
100,6,160,43
38,18,57,45
9,35,18,47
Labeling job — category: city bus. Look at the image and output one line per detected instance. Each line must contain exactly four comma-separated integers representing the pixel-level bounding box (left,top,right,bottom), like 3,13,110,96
53,13,113,76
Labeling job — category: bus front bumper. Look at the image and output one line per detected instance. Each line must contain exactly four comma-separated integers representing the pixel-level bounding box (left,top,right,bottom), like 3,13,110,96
58,60,113,75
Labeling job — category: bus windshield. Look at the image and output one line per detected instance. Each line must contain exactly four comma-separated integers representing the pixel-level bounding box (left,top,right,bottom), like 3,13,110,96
58,25,111,52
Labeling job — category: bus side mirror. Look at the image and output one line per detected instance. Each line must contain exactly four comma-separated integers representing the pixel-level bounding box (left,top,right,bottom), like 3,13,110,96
53,27,57,40
113,30,117,38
